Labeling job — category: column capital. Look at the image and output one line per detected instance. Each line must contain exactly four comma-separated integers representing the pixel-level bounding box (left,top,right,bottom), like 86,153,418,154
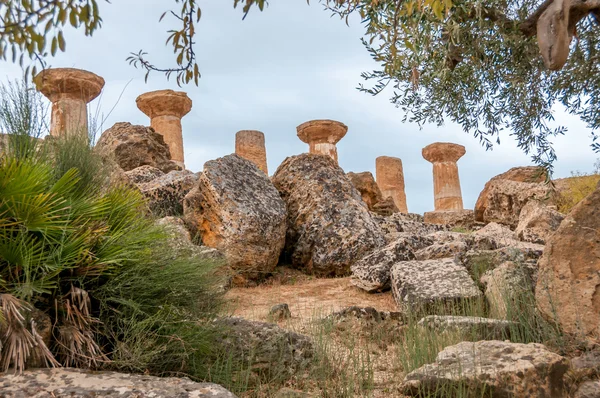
296,119,347,145
422,142,466,163
136,89,192,119
34,68,104,103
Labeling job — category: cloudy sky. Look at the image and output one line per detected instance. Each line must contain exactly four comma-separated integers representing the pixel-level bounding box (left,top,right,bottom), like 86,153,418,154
1,1,597,214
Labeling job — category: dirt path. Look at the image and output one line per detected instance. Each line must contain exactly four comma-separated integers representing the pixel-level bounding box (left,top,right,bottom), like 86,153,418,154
224,276,396,322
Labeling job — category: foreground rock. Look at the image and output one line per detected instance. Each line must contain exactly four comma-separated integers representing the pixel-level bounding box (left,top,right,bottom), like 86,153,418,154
184,155,286,282
272,154,385,276
515,200,564,244
418,315,515,340
536,183,600,337
214,317,314,382
139,170,198,216
96,122,180,173
390,258,481,311
350,237,417,292
0,368,236,398
403,340,569,397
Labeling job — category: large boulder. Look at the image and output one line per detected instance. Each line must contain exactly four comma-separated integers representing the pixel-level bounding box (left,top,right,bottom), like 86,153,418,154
272,154,386,276
390,258,481,311
536,183,600,337
515,200,564,244
184,155,286,282
475,166,550,225
138,170,198,216
96,122,180,173
403,340,569,397
0,368,236,397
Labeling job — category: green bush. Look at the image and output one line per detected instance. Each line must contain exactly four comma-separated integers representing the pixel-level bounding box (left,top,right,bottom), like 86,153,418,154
0,81,224,378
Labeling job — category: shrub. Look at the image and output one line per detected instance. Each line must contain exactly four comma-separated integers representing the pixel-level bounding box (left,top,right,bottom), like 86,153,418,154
0,81,224,378
556,162,600,214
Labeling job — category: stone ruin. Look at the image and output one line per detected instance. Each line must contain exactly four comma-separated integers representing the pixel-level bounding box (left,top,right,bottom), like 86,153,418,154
296,119,347,164
375,156,408,214
34,68,104,138
136,89,192,168
235,130,268,174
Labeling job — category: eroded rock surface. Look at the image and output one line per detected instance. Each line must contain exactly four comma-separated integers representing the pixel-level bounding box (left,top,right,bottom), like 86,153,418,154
423,209,475,229
515,200,564,244
125,164,165,184
403,340,569,397
139,170,198,216
0,368,236,398
96,122,180,173
184,155,286,282
390,258,481,311
418,315,515,340
536,183,600,337
272,154,385,276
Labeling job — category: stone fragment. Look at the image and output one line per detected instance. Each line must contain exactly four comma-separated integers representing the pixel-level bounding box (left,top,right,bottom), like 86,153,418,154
184,155,286,282
423,209,475,229
515,200,565,244
96,122,180,173
403,340,569,397
296,119,347,163
214,317,313,381
136,89,192,167
474,222,515,241
413,231,499,261
138,170,198,216
372,212,443,242
34,68,104,138
390,258,481,311
474,166,550,225
327,306,403,322
481,261,535,319
456,247,542,281
371,197,399,216
375,156,408,213
418,315,515,340
350,237,416,293
422,142,466,211
272,153,386,276
536,184,600,337
269,303,292,321
575,381,600,398
125,164,165,184
347,171,387,212
0,368,236,398
235,130,268,174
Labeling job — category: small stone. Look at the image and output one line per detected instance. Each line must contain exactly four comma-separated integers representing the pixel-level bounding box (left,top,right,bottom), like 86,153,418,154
269,303,291,320
418,315,516,340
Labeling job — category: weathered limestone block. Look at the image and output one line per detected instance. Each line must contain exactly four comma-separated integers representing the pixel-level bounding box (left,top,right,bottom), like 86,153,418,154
372,212,444,242
0,368,237,398
413,231,498,261
34,68,104,138
403,340,569,397
296,119,347,164
136,89,192,166
390,258,481,311
235,130,268,174
96,122,180,173
575,381,600,398
536,183,600,337
350,237,417,293
423,209,475,229
347,171,384,211
418,315,515,340
376,156,408,213
138,170,198,216
184,154,286,281
474,222,515,241
272,153,386,276
515,200,565,244
481,261,535,319
475,166,549,223
456,247,542,282
214,317,313,382
422,142,466,211
125,165,165,184
155,217,224,263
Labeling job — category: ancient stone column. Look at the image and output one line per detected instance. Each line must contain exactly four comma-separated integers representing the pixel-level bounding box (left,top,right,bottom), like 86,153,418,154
296,119,348,164
375,156,408,213
235,130,268,174
422,142,466,211
136,89,192,166
34,68,104,138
